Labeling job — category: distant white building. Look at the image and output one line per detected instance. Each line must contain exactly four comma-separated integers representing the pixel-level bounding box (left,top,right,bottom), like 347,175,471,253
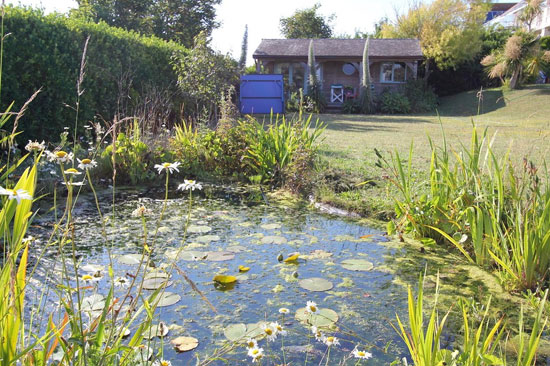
485,0,550,36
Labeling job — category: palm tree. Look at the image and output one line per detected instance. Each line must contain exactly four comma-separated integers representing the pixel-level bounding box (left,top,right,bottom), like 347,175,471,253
481,31,549,89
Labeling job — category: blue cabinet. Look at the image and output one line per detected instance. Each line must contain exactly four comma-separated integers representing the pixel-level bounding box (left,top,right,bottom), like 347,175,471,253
240,74,284,114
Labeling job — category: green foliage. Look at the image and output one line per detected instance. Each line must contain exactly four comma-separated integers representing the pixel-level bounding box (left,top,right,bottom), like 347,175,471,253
74,0,221,48
379,89,411,114
381,0,489,72
382,123,550,291
2,6,185,142
394,274,547,366
541,36,550,51
341,99,361,114
404,80,438,113
172,32,239,124
279,3,334,39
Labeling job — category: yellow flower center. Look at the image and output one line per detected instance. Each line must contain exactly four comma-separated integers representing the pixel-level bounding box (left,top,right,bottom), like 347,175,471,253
163,163,171,167
82,274,93,281
161,362,169,366
276,325,282,331
358,351,365,357
247,341,255,348
252,349,259,355
56,151,67,158
264,328,272,335
309,305,317,312
66,168,79,174
327,337,334,343
82,158,92,164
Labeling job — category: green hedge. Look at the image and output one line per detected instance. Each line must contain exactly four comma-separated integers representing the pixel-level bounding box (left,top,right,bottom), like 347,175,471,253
1,6,187,141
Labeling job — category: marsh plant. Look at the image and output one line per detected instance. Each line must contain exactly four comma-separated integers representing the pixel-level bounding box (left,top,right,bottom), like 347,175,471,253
382,123,550,292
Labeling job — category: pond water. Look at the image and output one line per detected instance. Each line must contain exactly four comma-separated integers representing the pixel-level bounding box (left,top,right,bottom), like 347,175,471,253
29,185,412,365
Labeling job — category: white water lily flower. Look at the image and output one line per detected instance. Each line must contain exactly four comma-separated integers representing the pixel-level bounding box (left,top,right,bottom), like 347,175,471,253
247,347,264,363
45,150,73,164
64,168,82,175
177,179,202,191
278,307,290,314
306,301,318,314
270,321,287,336
154,162,181,174
78,158,98,170
152,360,172,366
25,140,45,152
352,348,372,359
322,336,340,347
0,187,32,203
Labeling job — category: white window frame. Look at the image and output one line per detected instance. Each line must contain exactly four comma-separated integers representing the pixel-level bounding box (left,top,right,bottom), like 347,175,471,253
380,62,407,83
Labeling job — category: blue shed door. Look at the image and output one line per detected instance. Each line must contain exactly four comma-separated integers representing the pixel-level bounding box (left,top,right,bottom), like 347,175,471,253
240,74,284,114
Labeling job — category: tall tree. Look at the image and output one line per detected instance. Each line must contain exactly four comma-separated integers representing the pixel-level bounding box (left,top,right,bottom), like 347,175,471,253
381,0,489,77
238,25,248,72
279,3,334,39
74,0,221,48
517,0,544,32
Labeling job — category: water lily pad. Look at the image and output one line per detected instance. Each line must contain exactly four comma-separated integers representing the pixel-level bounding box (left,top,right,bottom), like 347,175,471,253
302,250,333,260
213,275,237,284
118,253,147,265
261,236,287,245
206,251,235,262
166,250,206,261
171,336,199,352
227,245,247,253
145,270,170,280
196,234,220,243
82,294,105,312
143,277,173,290
187,225,212,233
299,278,333,292
261,223,281,230
154,292,181,307
144,322,169,339
224,323,247,341
81,264,104,272
341,259,374,271
295,308,339,328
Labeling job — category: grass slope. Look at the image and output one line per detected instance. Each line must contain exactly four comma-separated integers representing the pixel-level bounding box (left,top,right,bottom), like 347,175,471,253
311,85,550,218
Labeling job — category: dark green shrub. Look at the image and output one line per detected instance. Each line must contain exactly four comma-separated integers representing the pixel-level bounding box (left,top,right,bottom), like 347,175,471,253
404,79,438,113
379,89,411,114
342,99,360,114
541,36,550,51
2,6,186,142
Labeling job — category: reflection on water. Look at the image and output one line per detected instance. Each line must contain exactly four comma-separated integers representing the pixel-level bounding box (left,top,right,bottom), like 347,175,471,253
28,185,409,365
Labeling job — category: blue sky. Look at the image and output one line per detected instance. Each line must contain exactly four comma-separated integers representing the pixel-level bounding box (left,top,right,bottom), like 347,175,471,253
10,0,414,65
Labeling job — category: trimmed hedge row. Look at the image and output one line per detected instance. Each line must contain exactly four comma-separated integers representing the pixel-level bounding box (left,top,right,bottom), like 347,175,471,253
1,6,187,141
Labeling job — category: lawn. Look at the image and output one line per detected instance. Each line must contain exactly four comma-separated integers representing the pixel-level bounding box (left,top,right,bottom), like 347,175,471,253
311,85,550,218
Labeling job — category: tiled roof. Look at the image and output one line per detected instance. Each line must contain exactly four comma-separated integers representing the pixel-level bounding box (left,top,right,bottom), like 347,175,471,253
253,38,423,59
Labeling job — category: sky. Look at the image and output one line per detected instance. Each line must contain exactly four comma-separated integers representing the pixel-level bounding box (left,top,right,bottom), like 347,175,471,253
10,0,414,65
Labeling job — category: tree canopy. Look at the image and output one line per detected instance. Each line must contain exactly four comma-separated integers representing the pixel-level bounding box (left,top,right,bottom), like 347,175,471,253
279,3,334,39
74,0,221,48
380,0,489,72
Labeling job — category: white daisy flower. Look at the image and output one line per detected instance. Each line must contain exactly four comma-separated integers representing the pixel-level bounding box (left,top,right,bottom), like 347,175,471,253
245,338,258,349
279,307,290,314
352,348,372,359
25,140,45,152
45,150,73,164
311,326,324,341
152,360,172,366
177,179,202,191
154,162,181,174
322,336,340,347
247,347,264,363
61,181,85,187
270,321,287,336
78,158,98,170
114,276,130,288
263,325,277,342
131,205,150,218
0,187,32,203
64,168,82,175
306,301,318,314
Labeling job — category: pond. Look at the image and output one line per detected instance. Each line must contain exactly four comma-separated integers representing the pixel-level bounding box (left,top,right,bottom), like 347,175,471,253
29,185,416,365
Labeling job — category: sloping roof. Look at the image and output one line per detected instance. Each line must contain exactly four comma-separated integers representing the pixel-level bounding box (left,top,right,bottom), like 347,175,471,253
253,38,423,59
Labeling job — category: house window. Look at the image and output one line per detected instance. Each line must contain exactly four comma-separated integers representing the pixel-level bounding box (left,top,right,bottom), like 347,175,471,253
380,62,407,83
